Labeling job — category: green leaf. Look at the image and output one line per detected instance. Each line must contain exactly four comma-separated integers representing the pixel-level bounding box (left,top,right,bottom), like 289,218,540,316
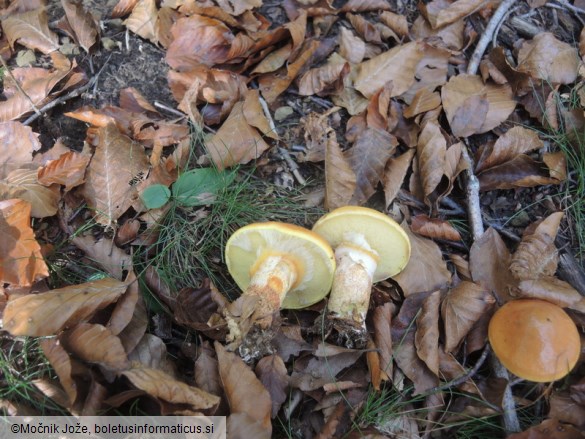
141,184,171,209
172,168,235,207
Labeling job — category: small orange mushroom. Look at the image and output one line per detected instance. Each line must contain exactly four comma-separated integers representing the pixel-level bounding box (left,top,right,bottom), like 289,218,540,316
488,299,581,382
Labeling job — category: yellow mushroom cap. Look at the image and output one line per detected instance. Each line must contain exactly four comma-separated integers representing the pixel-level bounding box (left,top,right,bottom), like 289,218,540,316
488,299,581,382
225,222,336,309
312,206,411,282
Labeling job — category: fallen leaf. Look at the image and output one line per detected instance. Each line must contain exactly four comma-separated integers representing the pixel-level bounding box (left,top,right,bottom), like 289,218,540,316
403,88,441,118
411,215,462,241
298,56,349,96
421,0,488,29
347,13,381,44
383,149,414,207
324,128,356,210
81,123,149,226
111,0,139,17
0,168,59,217
60,323,130,371
123,0,158,44
108,271,140,335
227,413,271,439
61,0,99,53
441,281,494,352
379,10,409,37
2,277,127,336
127,333,174,375
347,128,396,205
393,223,451,296
117,291,148,354
2,9,59,54
518,277,585,313
441,74,515,137
195,341,222,397
411,13,464,51
549,392,585,430
415,291,441,376
0,199,48,286
290,349,363,391
338,27,365,64
255,355,289,418
507,418,585,439
215,342,272,432
37,150,90,190
373,302,393,379
121,365,220,411
71,236,132,280
0,122,40,179
517,33,579,84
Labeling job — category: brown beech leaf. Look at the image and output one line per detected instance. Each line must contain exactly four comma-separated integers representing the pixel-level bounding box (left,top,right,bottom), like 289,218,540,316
441,74,515,138
128,334,174,375
549,392,585,430
0,168,59,218
441,281,495,353
383,148,414,207
469,228,516,303
71,236,132,280
117,291,148,354
227,413,271,439
518,277,585,313
205,100,271,170
415,291,441,376
121,365,220,411
421,0,487,29
215,342,272,433
61,0,99,53
340,0,393,12
2,277,127,336
123,0,158,44
517,33,579,84
195,341,222,397
2,9,59,54
373,302,394,379
393,224,451,296
82,123,149,226
477,154,562,191
338,27,365,64
0,122,40,179
108,271,140,335
510,212,564,281
347,13,381,43
166,15,233,70
298,57,349,97
475,127,544,174
0,199,48,286
403,88,441,118
411,215,462,241
508,418,585,439
111,0,139,17
347,128,396,205
255,355,289,418
324,128,356,210
60,323,130,371
37,151,90,190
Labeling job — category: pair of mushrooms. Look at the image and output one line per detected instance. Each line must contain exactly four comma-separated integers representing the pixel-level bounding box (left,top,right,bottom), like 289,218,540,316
224,206,582,383
223,206,410,351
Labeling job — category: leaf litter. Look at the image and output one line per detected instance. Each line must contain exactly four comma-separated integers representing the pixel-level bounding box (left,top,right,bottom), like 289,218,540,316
0,0,584,437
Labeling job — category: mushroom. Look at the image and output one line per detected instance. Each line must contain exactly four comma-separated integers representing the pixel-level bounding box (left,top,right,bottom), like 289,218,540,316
488,299,581,382
224,222,336,359
312,206,411,347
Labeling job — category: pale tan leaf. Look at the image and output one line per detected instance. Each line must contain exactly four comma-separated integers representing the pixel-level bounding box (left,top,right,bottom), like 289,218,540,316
127,334,174,375
0,122,40,179
205,101,271,170
403,89,441,118
393,224,451,296
324,130,356,210
373,302,394,379
518,277,585,313
441,74,515,137
347,13,381,44
2,278,127,336
449,254,471,281
123,0,158,44
215,342,272,432
40,338,83,407
469,228,517,303
117,292,148,354
415,291,441,376
82,124,149,225
60,323,129,371
255,355,289,418
0,199,48,286
379,11,409,37
340,0,393,12
441,281,494,352
61,0,99,52
0,168,59,217
250,44,292,75
71,236,132,280
543,151,567,182
517,33,579,84
383,148,414,207
195,342,222,397
243,89,278,140
298,58,349,97
347,128,396,205
37,151,90,190
421,0,488,29
108,271,139,335
2,9,59,54
411,215,462,241
475,126,544,174
111,0,139,17
338,27,365,64
121,365,220,410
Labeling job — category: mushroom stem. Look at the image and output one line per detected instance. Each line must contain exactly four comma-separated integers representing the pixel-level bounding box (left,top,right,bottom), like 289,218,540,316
245,255,297,323
328,241,378,341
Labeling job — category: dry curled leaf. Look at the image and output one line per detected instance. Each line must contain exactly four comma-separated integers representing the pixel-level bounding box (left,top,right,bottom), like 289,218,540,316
71,236,132,280
373,302,393,379
415,291,441,376
60,0,99,53
518,277,585,313
37,150,90,191
2,9,59,54
411,215,462,241
0,199,48,286
441,281,494,353
2,277,127,336
421,0,487,29
255,355,289,418
0,122,40,179
0,168,59,218
324,128,356,210
383,149,414,207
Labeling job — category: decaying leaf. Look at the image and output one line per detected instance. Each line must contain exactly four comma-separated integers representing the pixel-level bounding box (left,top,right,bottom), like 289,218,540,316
383,148,414,207
71,236,132,280
81,123,149,225
127,333,175,375
517,277,585,313
0,122,40,179
2,277,127,336
324,129,356,210
0,199,48,286
37,150,90,190
373,302,394,379
441,281,494,353
60,0,99,53
420,0,487,29
2,9,59,54
415,291,441,376
255,355,289,418
507,418,585,439
411,215,462,241
0,168,59,218
123,0,158,44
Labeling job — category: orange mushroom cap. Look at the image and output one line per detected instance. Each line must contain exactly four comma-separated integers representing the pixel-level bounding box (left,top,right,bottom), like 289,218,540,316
488,299,581,382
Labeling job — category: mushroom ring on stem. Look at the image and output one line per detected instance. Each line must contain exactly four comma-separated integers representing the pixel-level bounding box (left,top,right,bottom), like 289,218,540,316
312,207,410,347
488,299,580,382
224,222,335,352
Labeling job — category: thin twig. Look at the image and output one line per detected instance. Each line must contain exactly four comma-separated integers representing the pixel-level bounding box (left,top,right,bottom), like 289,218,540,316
153,101,187,119
1,57,42,118
467,0,516,75
552,0,585,15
